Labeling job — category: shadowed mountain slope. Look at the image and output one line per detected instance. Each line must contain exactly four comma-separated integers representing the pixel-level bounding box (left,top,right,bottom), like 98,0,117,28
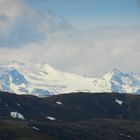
0,92,140,139
0,92,140,121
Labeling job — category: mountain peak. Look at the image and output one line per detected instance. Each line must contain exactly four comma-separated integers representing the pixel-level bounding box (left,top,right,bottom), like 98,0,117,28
8,60,25,68
102,69,122,81
41,63,55,70
112,68,122,75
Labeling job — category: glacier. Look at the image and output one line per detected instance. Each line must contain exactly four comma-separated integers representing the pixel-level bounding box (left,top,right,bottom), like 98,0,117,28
0,61,140,96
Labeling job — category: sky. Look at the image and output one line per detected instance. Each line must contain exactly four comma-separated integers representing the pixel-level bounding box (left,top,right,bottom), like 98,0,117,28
0,0,140,76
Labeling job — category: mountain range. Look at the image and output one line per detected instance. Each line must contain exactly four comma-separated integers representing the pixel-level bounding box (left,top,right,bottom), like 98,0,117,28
0,61,140,96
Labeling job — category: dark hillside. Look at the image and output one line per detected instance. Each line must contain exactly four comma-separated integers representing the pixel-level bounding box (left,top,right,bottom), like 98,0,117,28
0,92,140,121
0,92,140,139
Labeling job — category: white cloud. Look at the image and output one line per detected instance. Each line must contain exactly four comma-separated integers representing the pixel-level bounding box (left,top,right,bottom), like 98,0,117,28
0,0,27,32
0,0,140,76
0,25,140,77
0,0,69,46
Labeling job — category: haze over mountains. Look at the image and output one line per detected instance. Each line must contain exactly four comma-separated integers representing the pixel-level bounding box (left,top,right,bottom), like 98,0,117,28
0,61,140,96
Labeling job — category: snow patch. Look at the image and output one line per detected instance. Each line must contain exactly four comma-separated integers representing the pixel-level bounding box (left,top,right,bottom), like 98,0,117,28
115,98,123,105
120,133,132,138
127,135,131,138
10,112,25,120
46,116,56,121
56,101,62,105
15,102,21,107
32,126,39,131
120,133,124,136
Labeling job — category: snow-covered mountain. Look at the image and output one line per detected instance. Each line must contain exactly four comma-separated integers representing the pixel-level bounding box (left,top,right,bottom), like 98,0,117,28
0,61,140,96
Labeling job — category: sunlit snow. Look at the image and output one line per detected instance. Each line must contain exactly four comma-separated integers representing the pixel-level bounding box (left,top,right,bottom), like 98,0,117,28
0,61,140,96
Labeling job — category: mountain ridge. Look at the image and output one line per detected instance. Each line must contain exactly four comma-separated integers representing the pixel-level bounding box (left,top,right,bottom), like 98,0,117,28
0,61,140,96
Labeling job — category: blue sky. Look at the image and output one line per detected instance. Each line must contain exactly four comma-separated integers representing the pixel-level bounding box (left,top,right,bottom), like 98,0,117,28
0,0,140,76
27,0,140,28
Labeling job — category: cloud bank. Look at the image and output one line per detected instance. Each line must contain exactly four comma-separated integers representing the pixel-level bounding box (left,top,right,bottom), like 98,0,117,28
0,0,69,47
0,0,140,77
